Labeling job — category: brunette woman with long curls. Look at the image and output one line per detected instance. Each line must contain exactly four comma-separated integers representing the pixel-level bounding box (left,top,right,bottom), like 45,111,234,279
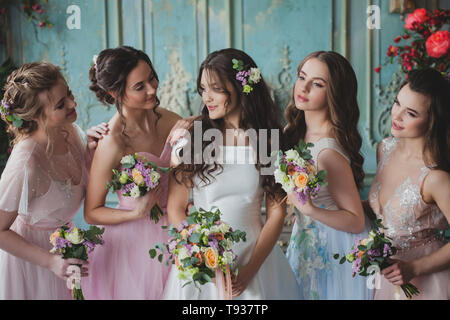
163,48,300,299
367,68,450,300
284,51,372,300
81,46,183,299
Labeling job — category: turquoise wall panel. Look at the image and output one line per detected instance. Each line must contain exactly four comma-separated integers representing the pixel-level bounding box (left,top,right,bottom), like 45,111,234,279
3,0,450,228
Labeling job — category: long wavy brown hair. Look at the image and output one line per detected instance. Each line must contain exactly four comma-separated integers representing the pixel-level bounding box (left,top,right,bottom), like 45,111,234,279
399,68,450,172
284,51,365,189
172,48,286,200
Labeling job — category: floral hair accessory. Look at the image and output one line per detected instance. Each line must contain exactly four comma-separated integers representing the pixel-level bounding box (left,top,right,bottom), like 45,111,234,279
92,54,99,73
92,54,108,91
232,59,261,94
1,99,23,128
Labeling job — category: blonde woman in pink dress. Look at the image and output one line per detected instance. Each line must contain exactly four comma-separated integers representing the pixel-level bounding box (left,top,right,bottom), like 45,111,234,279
82,46,183,300
367,68,450,300
0,62,108,299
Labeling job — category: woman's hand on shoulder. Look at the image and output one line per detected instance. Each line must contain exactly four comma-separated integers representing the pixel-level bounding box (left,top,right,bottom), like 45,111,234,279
86,122,109,150
167,115,198,146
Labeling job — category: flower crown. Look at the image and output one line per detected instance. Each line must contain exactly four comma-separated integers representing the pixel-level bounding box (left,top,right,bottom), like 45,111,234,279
1,99,23,128
232,59,261,94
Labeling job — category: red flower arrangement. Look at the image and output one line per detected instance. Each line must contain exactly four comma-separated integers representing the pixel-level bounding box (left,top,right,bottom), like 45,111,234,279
404,8,428,30
375,8,449,76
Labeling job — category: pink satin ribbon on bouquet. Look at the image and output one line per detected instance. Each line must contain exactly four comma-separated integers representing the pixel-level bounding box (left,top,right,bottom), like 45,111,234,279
215,265,232,300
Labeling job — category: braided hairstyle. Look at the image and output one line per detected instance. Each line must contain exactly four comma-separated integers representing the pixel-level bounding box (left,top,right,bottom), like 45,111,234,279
2,61,63,147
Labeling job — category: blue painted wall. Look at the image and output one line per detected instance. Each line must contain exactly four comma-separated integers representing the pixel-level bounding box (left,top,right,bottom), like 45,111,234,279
3,0,450,228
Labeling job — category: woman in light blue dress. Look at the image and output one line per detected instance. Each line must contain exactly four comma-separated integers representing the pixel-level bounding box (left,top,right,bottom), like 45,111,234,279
284,51,373,300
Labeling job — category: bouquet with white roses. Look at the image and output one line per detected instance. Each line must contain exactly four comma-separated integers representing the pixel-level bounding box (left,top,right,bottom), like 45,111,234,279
150,206,246,299
49,224,105,300
274,140,327,205
106,153,170,223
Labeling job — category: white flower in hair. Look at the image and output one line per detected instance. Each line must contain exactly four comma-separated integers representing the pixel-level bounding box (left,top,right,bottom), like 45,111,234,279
92,55,98,66
249,67,261,84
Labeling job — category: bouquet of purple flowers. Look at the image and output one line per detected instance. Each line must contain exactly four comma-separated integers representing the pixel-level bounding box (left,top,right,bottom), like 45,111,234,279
107,153,170,223
334,220,419,299
49,224,105,300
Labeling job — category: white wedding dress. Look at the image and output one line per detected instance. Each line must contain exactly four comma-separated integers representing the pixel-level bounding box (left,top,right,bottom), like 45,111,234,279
163,144,300,300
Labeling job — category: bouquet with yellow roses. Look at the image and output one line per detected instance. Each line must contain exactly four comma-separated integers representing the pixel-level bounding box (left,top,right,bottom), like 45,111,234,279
106,153,170,223
49,224,105,300
274,140,327,205
150,206,246,298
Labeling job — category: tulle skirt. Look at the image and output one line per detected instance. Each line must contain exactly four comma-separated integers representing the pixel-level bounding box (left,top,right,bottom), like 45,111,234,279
0,218,72,300
286,216,374,300
82,212,171,300
374,239,450,300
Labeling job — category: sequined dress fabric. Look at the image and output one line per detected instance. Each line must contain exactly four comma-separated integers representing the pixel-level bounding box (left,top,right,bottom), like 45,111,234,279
369,137,450,300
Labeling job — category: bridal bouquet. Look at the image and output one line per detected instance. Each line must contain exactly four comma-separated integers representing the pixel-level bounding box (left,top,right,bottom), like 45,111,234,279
150,206,246,298
49,224,105,300
106,153,170,223
274,140,327,205
334,220,420,299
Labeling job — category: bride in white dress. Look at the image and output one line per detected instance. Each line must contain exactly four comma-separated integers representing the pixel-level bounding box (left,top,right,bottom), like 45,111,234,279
162,48,300,300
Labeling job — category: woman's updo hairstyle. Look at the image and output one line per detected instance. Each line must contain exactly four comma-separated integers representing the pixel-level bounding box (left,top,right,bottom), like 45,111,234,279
89,45,161,132
2,61,63,145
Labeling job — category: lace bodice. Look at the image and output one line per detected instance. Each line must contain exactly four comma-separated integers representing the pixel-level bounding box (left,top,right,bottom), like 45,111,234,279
368,137,448,251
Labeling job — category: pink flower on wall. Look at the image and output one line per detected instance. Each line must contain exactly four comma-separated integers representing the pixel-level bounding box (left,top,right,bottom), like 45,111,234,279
404,8,429,30
426,30,450,58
